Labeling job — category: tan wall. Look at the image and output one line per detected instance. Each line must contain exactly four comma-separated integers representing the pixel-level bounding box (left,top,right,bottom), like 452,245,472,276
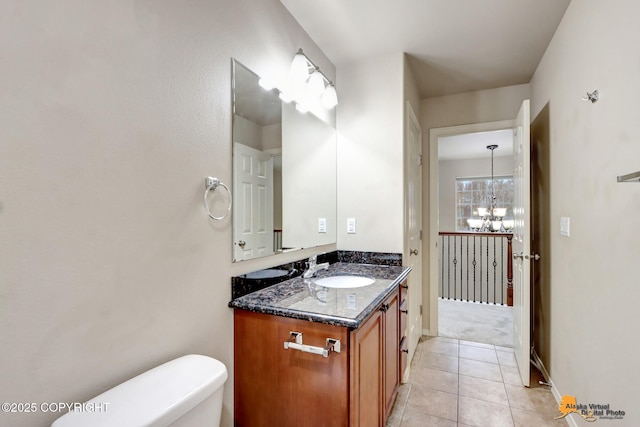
530,0,640,422
0,1,335,426
421,84,531,131
337,52,405,253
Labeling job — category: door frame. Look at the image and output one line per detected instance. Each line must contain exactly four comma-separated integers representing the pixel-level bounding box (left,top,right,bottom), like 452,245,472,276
427,120,515,337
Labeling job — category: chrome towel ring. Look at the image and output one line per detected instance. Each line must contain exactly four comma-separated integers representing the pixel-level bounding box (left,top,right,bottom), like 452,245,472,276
203,177,232,221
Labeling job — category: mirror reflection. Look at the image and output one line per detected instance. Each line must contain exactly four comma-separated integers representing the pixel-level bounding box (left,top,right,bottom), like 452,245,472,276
232,59,337,262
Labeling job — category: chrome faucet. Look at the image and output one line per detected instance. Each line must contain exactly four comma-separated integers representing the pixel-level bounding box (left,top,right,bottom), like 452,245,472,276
302,254,330,279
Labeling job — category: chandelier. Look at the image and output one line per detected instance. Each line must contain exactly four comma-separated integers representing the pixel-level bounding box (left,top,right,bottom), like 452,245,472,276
467,144,513,232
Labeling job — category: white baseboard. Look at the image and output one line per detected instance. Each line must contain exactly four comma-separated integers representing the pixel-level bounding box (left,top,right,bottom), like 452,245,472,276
530,349,578,427
422,329,432,336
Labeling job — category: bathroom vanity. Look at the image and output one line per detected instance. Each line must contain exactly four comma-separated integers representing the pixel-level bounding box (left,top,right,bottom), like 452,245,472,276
229,262,410,427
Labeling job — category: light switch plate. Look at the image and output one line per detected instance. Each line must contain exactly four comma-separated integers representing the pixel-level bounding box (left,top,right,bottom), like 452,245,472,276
560,217,570,237
347,218,356,234
318,218,327,233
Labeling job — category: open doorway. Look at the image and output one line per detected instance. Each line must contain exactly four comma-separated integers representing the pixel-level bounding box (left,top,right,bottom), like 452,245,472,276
429,121,516,348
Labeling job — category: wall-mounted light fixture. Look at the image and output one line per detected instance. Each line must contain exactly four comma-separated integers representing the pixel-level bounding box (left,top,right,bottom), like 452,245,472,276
280,48,338,111
582,89,599,103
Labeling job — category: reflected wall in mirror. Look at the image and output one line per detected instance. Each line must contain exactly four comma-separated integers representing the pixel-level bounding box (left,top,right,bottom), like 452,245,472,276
232,59,337,262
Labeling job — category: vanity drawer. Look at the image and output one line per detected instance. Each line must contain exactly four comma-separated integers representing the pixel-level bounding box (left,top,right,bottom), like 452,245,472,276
399,299,407,342
400,281,408,304
399,336,408,381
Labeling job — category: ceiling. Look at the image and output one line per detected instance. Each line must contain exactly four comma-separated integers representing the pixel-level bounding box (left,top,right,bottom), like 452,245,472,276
280,0,571,98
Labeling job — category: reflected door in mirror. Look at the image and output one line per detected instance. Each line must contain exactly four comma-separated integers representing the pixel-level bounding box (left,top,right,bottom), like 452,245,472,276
233,143,274,260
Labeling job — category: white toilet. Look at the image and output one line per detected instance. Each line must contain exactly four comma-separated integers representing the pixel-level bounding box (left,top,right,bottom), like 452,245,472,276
51,354,227,427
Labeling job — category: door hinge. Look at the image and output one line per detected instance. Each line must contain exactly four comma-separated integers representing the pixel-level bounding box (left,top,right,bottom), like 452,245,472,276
419,229,423,240
418,154,423,166
420,305,423,316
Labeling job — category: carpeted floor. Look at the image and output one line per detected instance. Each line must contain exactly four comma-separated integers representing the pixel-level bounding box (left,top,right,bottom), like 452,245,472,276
438,298,513,348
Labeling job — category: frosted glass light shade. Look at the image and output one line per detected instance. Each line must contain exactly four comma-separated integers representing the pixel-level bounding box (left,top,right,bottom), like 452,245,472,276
467,219,483,229
491,220,502,231
290,52,309,82
477,207,489,217
308,69,325,96
321,84,338,109
493,208,507,218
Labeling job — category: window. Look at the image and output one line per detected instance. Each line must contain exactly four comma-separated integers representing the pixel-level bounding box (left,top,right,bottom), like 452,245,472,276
455,176,514,231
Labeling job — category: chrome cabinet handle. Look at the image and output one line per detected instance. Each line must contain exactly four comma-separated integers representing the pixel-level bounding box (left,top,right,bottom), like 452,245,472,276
410,249,419,256
283,332,341,358
237,240,246,248
513,252,524,260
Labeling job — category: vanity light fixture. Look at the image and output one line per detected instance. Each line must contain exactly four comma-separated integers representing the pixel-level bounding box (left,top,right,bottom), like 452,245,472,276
308,68,326,96
286,48,338,110
321,84,338,109
290,49,310,82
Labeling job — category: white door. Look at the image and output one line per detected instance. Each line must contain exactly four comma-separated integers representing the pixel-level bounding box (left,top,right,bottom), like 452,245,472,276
233,143,274,261
405,104,423,376
512,100,531,386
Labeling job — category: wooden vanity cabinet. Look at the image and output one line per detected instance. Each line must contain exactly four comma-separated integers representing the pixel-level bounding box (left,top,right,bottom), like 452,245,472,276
234,284,404,427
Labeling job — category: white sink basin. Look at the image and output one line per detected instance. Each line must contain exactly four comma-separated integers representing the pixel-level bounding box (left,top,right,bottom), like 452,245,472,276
313,275,375,289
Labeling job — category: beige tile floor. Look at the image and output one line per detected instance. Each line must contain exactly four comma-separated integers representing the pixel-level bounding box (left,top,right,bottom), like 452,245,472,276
386,337,569,427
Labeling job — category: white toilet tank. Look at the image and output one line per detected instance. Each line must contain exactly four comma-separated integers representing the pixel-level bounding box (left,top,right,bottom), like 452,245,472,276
51,354,227,427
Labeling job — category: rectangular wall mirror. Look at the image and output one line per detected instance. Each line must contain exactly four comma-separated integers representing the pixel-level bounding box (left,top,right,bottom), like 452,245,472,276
231,59,337,262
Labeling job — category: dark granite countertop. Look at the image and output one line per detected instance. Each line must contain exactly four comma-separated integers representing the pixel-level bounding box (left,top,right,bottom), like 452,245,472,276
228,262,411,328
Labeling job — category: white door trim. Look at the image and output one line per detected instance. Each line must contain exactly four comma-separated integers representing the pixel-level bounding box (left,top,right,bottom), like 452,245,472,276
428,119,515,337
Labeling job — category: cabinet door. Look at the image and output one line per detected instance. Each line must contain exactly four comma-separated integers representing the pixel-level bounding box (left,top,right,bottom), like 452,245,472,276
399,282,408,382
350,309,383,427
235,311,349,427
383,290,400,418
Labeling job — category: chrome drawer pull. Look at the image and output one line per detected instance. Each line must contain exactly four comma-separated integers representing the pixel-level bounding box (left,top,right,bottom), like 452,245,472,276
284,332,341,357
